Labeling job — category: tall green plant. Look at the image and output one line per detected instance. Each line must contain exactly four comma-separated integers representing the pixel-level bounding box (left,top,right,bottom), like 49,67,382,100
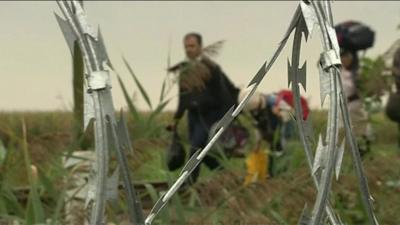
21,119,45,225
359,56,388,101
0,119,71,224
0,140,25,219
358,56,391,131
117,57,175,139
72,42,85,145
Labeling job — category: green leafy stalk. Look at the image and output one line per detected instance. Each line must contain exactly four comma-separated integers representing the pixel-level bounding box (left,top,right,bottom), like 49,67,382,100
72,42,85,147
123,56,153,110
21,119,45,225
117,74,141,121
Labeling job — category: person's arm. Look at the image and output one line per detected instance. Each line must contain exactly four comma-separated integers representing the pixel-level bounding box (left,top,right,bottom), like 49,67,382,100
273,91,294,122
173,86,186,121
277,101,292,122
167,86,187,131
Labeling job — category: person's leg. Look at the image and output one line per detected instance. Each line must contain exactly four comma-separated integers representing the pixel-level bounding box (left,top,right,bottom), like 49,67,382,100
187,127,222,184
187,111,223,184
348,100,370,158
203,154,222,170
186,112,203,184
200,110,224,170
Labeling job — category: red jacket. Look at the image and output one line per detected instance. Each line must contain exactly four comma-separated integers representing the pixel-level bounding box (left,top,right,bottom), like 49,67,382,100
275,90,310,120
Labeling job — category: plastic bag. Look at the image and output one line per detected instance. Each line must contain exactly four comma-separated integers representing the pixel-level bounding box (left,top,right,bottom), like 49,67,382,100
244,148,268,185
166,130,186,171
386,92,400,123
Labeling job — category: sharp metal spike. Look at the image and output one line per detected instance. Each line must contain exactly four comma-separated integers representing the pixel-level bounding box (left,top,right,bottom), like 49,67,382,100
247,61,267,87
94,27,114,69
71,0,96,38
313,134,327,175
233,84,258,116
83,89,95,131
54,13,77,55
319,64,331,107
85,172,96,209
335,139,345,181
298,61,307,91
106,167,120,202
209,106,235,138
145,171,189,225
297,203,311,225
117,110,133,153
111,111,145,225
300,1,318,40
281,5,302,43
180,148,201,174
288,59,293,88
298,15,310,42
288,59,307,91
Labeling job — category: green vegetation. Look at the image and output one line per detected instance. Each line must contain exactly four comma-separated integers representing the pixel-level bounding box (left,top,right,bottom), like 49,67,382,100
0,56,399,224
0,109,399,225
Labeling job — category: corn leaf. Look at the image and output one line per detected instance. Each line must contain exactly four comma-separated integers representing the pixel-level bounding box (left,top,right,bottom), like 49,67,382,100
117,74,141,121
123,56,153,109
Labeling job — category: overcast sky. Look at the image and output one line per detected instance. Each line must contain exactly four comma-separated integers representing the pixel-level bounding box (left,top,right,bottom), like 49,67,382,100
0,1,399,111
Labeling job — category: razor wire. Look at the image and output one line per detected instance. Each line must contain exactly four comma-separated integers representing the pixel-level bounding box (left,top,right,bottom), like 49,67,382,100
54,1,380,225
55,1,144,225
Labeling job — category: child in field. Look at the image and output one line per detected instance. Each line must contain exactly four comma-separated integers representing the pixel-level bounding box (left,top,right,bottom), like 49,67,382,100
238,89,309,178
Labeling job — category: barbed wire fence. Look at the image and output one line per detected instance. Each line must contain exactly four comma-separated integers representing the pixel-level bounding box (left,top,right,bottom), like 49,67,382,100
55,1,380,225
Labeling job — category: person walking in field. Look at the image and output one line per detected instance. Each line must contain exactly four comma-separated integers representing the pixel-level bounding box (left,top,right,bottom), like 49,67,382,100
335,21,375,157
167,32,238,184
386,47,400,150
238,89,310,178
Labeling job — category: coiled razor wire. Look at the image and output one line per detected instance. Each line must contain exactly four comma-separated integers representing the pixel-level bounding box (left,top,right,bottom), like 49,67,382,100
55,1,379,225
55,1,144,225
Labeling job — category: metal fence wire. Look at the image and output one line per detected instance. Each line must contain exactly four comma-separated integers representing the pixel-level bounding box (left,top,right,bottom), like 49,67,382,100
55,1,380,225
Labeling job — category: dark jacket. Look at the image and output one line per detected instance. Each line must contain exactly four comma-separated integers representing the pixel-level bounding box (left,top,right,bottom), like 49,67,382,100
172,57,238,120
393,48,400,91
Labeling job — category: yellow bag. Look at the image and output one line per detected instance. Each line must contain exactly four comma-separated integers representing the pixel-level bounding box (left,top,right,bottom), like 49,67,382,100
244,148,269,185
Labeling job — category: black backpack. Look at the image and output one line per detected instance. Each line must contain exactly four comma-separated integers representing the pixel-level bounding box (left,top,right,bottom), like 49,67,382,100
335,21,375,51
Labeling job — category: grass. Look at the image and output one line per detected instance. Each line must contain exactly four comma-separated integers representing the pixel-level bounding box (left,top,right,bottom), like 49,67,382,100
0,110,399,224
